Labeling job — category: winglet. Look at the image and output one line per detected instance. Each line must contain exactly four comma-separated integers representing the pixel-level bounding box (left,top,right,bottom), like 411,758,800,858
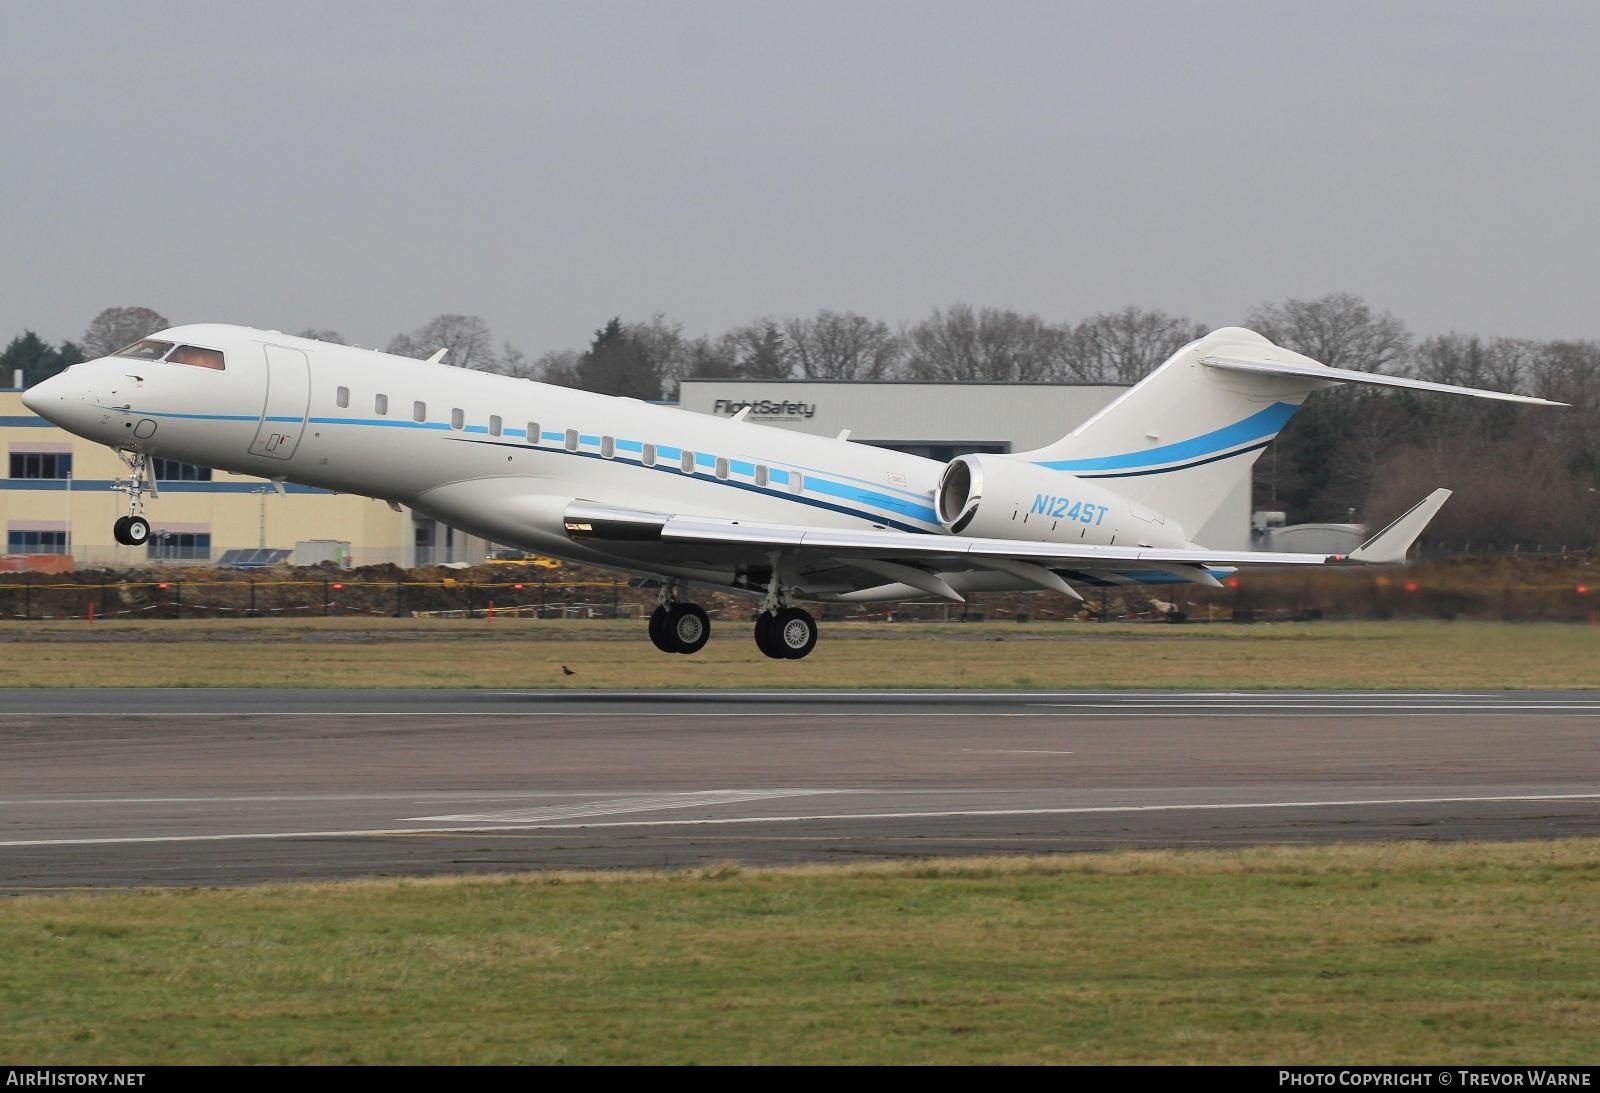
1348,488,1452,564
426,348,448,365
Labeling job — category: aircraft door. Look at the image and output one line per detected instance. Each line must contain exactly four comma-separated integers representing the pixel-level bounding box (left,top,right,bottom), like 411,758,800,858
249,345,311,460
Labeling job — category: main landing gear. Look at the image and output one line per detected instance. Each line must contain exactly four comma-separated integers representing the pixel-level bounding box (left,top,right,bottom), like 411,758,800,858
648,582,711,654
643,576,820,659
111,451,154,547
752,563,818,660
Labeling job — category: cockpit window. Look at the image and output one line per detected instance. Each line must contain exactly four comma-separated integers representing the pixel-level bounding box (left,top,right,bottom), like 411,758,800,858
114,339,175,361
168,345,226,370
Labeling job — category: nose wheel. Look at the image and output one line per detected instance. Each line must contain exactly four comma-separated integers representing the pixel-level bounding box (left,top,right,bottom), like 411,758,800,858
113,515,150,547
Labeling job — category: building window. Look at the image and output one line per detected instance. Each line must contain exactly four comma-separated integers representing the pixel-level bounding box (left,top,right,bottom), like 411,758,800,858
451,408,465,431
9,452,72,479
147,532,211,561
680,450,695,474
489,415,502,437
714,456,729,480
7,530,67,554
153,459,212,482
755,464,768,487
564,429,578,452
601,435,615,459
788,471,804,495
413,401,426,423
526,422,539,445
375,393,389,416
642,443,656,467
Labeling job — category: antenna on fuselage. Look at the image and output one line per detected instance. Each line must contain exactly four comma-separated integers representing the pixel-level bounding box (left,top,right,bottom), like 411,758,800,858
426,348,448,365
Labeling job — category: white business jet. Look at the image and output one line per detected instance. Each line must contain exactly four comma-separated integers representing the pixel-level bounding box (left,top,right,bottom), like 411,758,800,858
22,325,1560,659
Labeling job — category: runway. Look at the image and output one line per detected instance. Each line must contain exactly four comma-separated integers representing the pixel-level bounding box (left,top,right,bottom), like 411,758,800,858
2,689,1598,889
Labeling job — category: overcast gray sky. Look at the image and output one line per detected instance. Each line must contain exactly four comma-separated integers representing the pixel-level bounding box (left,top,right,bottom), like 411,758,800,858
2,0,1597,355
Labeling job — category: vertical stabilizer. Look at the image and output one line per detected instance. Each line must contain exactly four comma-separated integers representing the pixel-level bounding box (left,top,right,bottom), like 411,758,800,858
1016,328,1335,541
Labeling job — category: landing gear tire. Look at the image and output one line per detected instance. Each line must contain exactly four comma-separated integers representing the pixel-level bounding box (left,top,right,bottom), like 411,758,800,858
664,603,710,654
648,606,674,653
113,515,149,546
758,607,817,660
754,611,781,659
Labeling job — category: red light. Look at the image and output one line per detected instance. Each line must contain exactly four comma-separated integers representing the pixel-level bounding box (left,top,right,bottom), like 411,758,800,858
1404,581,1419,593
1225,576,1241,589
158,583,168,590
514,583,524,590
332,583,343,590
1578,585,1590,595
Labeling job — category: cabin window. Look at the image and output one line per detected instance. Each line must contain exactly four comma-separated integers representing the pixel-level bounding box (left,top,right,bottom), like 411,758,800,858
788,471,804,495
375,393,388,416
755,464,768,488
336,386,350,409
680,450,696,474
488,415,502,437
451,408,465,431
413,401,426,423
168,345,226,370
601,435,615,459
564,429,579,451
642,443,656,467
113,339,174,361
714,456,729,480
526,422,539,445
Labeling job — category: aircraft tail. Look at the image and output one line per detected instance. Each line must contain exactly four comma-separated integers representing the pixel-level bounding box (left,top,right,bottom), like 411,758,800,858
1015,328,1323,541
1015,327,1560,544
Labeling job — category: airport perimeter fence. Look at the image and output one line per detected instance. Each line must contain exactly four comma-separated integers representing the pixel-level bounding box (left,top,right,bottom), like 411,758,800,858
0,576,654,622
0,551,1596,624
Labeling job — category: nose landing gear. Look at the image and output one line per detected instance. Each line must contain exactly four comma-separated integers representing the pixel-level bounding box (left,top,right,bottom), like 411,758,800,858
111,451,155,547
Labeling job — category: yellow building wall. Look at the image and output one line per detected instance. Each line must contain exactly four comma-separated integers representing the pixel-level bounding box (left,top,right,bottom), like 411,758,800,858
1,390,487,567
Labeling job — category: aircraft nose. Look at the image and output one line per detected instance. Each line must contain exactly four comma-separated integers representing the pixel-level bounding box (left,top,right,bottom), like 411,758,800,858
20,369,85,428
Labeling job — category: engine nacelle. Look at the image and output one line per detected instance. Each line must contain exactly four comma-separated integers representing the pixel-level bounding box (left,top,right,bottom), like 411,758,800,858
936,454,1189,548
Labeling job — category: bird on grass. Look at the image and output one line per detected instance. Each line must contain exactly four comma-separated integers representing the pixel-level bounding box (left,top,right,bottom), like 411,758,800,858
561,665,576,676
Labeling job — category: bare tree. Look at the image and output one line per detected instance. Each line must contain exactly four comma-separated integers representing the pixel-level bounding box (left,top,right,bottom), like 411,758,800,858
903,304,1063,381
294,328,346,345
387,314,496,370
784,310,903,380
532,348,582,388
1066,307,1207,384
82,306,170,357
1244,292,1409,371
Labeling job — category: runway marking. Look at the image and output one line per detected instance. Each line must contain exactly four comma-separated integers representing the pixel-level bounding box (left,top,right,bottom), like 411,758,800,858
406,788,836,823
962,749,1075,755
2,793,1595,848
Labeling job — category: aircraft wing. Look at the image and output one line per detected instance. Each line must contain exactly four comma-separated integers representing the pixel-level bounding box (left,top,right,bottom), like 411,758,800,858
563,489,1450,601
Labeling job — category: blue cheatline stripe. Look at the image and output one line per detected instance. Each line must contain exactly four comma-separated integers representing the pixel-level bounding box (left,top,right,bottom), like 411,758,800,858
0,416,55,427
0,479,330,494
1036,402,1297,472
1074,439,1274,480
117,405,942,527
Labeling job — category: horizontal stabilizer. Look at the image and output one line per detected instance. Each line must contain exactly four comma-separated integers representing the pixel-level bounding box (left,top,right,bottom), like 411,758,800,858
1201,355,1566,406
1348,488,1452,564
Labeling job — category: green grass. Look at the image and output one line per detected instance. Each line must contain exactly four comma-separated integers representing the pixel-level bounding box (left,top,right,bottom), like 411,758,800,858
1,617,1598,689
3,840,1597,1064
